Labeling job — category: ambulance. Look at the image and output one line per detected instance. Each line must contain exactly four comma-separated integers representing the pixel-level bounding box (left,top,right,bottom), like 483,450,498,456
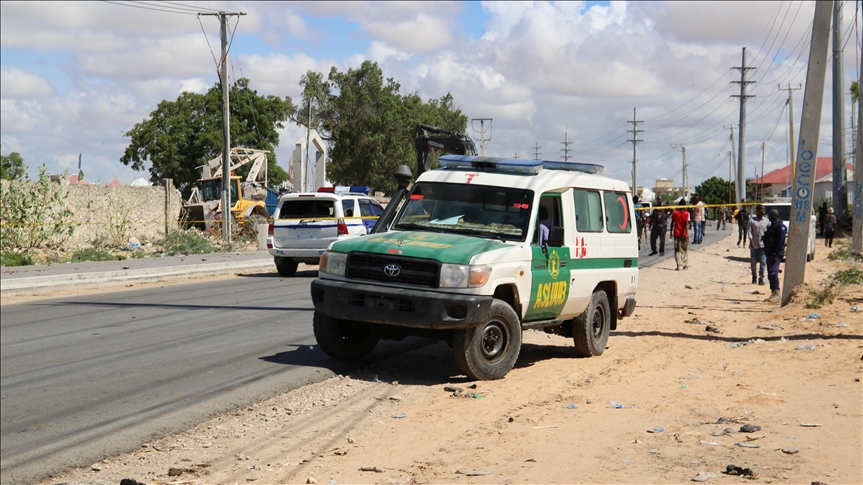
310,155,639,380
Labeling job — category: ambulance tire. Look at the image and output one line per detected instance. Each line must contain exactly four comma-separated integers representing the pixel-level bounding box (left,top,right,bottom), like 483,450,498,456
573,289,610,357
313,311,379,361
453,300,522,380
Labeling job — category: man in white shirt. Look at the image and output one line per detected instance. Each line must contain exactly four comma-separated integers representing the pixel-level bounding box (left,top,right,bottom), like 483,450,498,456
747,204,769,285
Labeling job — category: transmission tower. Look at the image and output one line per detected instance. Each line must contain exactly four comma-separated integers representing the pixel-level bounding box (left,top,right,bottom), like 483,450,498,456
560,132,572,161
627,108,643,193
532,143,541,160
731,47,755,204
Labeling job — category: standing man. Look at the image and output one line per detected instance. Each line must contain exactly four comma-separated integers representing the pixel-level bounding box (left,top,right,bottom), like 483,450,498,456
763,209,788,303
633,195,645,251
716,205,728,230
735,200,750,247
649,198,668,256
692,195,706,244
747,204,769,285
672,203,690,270
818,202,828,236
823,207,837,247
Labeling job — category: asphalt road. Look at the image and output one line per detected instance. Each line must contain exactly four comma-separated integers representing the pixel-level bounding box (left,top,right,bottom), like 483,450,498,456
0,267,423,485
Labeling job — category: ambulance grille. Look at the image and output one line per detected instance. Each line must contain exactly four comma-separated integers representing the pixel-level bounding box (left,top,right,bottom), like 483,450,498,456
346,253,440,288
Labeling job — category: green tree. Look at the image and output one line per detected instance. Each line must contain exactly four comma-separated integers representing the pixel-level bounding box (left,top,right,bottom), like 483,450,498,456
292,61,469,194
120,78,293,196
851,81,858,103
0,146,27,181
695,176,737,217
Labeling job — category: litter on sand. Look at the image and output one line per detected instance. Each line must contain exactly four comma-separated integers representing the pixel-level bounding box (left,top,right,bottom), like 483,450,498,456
608,401,636,409
736,442,761,448
647,427,664,433
799,423,822,427
795,345,816,350
456,470,494,476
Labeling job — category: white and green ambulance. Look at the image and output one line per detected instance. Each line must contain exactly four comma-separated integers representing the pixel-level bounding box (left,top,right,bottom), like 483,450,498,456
311,155,638,380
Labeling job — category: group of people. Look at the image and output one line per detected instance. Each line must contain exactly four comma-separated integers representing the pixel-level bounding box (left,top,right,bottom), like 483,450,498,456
744,204,787,303
641,196,788,304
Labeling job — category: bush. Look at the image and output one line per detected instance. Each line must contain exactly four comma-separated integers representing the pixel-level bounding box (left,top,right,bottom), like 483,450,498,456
0,251,34,266
0,165,75,250
827,239,863,263
68,248,126,263
805,267,863,309
161,230,228,255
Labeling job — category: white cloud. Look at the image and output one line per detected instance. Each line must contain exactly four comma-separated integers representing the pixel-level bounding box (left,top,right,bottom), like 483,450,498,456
367,41,412,63
481,1,535,42
0,67,56,98
180,78,211,95
364,13,455,53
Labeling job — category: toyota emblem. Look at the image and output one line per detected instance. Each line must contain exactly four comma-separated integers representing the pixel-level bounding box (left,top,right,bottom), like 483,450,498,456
383,263,401,277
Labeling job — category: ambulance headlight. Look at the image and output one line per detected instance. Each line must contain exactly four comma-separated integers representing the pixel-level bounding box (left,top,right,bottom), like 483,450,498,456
320,251,347,277
440,264,491,288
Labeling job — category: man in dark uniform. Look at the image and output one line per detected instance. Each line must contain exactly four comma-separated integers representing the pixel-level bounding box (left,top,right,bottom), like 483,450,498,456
763,209,787,303
648,198,668,255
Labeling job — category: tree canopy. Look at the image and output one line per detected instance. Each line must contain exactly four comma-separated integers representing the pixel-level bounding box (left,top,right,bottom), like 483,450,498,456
290,61,469,194
120,78,292,195
695,176,736,205
0,145,27,181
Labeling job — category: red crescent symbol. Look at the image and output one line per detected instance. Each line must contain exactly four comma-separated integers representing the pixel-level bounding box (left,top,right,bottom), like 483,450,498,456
617,196,629,230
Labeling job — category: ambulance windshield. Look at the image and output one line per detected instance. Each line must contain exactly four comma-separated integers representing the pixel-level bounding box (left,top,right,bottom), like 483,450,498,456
393,182,533,242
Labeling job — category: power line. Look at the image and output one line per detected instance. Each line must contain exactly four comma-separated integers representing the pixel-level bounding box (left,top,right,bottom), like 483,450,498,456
102,0,197,15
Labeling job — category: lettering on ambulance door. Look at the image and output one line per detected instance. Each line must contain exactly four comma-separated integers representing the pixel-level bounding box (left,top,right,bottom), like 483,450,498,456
525,194,571,321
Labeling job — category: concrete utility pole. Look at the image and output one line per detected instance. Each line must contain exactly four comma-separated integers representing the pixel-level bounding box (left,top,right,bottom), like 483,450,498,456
671,145,689,199
783,0,832,306
560,132,572,161
304,102,312,192
724,125,738,198
760,142,766,200
471,118,492,156
780,84,802,179
854,37,863,253
200,10,246,242
732,47,755,205
628,108,643,193
832,0,848,232
728,151,733,204
532,143,541,160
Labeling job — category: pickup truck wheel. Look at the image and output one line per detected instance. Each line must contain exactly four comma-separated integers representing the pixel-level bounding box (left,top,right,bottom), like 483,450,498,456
453,300,521,380
275,259,299,277
313,312,379,361
573,289,610,357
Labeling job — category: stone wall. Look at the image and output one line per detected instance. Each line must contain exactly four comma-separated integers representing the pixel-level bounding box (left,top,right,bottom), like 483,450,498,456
1,179,182,249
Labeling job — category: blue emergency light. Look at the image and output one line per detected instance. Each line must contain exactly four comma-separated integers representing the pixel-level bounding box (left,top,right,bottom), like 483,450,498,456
438,155,603,175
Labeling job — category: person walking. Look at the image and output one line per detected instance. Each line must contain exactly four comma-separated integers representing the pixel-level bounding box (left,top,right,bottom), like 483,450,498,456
671,203,690,270
818,202,828,236
747,204,769,285
763,209,788,303
824,207,837,247
648,198,668,256
692,196,706,243
735,201,750,247
716,205,727,230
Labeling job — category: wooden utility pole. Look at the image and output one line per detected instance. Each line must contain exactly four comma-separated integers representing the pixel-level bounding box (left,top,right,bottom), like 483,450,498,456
472,118,492,156
782,0,832,306
200,10,246,241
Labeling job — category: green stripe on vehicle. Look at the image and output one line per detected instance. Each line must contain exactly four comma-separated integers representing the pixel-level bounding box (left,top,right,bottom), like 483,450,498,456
330,231,510,264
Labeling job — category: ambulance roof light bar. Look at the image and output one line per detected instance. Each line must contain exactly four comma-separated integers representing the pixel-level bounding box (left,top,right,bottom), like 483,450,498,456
438,155,603,175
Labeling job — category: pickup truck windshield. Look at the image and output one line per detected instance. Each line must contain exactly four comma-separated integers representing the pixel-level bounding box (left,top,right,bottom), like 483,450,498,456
393,182,533,241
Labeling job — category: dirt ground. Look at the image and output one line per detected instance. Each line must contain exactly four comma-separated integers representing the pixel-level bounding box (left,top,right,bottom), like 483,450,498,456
39,231,862,485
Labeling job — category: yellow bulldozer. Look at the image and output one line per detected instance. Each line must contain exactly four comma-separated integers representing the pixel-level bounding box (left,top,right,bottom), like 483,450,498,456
182,147,271,233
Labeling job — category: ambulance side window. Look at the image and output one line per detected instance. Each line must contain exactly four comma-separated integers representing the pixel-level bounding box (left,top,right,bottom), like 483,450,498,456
533,195,562,245
573,189,603,232
603,191,632,233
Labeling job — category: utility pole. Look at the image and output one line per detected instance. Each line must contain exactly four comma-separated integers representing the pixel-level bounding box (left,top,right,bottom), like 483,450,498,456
627,108,643,194
200,10,246,242
760,142,766,201
304,102,312,192
783,0,831,305
732,47,755,205
780,84,802,179
532,143,541,160
560,132,572,161
854,28,863,254
728,151,733,204
724,125,738,199
471,118,492,156
832,0,848,232
671,145,689,199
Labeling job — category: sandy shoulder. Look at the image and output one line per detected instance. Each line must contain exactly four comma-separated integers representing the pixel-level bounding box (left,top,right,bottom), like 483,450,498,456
41,232,863,485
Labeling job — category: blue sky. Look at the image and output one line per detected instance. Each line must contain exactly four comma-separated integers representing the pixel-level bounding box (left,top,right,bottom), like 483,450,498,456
1,1,860,193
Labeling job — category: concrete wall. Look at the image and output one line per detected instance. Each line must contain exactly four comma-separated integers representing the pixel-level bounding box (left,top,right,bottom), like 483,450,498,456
1,179,182,249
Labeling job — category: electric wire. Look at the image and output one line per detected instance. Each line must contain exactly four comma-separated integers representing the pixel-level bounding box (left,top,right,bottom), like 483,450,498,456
102,0,197,15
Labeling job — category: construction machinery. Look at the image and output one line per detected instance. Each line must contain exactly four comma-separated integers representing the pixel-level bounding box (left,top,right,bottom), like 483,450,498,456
182,147,271,232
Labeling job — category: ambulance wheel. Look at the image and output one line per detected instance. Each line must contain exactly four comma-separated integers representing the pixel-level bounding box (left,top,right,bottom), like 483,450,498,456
313,312,379,361
276,259,299,277
573,289,610,357
453,300,522,380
